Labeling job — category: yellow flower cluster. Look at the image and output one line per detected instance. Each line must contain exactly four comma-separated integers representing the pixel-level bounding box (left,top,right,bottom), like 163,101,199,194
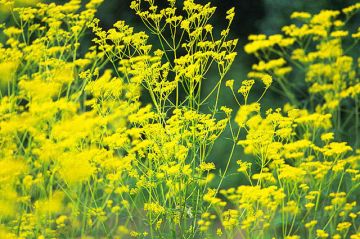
223,103,360,238
0,0,238,238
217,3,360,238
244,4,360,137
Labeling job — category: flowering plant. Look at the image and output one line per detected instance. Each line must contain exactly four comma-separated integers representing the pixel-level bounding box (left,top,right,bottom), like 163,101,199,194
0,0,359,238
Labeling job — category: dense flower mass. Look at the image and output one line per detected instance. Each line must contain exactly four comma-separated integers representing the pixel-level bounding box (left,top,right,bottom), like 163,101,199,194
0,0,359,238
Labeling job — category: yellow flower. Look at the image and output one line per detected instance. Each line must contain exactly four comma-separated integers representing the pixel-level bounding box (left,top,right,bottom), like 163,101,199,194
34,191,64,215
305,220,317,228
336,222,351,232
316,229,329,238
235,103,260,127
225,79,234,89
199,162,215,171
321,132,334,142
291,11,311,20
285,235,300,239
144,202,165,215
0,61,18,85
58,151,96,185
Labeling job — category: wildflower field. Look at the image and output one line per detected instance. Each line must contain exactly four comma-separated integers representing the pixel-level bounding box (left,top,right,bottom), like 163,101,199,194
0,0,359,238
